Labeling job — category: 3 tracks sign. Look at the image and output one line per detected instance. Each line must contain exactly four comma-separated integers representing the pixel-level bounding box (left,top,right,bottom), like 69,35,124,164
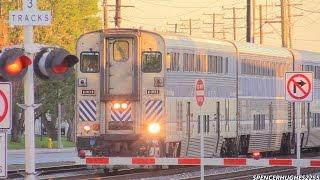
285,72,313,102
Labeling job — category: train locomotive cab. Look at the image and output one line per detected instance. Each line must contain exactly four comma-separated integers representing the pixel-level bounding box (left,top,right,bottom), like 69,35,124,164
76,29,166,159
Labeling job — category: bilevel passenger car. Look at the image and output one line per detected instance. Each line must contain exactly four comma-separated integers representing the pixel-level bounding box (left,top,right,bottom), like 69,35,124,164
75,28,320,164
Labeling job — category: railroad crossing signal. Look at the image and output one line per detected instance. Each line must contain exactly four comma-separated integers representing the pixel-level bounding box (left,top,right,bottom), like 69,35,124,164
285,72,313,102
34,47,78,80
0,47,79,81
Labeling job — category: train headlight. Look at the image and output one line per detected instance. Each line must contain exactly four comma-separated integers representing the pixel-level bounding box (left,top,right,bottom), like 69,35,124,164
148,123,160,134
121,103,128,109
83,125,91,132
113,103,121,109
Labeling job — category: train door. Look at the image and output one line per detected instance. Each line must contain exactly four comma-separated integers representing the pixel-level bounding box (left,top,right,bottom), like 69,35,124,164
107,38,135,96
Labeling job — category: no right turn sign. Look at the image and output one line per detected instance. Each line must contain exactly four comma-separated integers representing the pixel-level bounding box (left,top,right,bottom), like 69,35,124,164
285,72,313,102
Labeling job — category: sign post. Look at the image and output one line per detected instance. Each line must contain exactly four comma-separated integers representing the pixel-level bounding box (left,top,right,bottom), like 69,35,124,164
285,71,313,176
9,1,51,179
0,132,7,178
195,79,205,180
0,130,7,179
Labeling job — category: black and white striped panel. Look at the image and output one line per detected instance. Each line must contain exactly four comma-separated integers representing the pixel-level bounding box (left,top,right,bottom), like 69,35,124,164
79,100,97,121
145,100,163,121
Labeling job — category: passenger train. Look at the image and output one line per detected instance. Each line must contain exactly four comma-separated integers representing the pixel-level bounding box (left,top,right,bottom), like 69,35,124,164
75,28,320,166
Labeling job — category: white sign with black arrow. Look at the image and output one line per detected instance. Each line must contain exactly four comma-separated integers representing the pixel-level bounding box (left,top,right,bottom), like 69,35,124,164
285,72,313,102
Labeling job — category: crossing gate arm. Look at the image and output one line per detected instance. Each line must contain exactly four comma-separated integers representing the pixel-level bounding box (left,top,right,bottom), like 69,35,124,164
77,157,320,168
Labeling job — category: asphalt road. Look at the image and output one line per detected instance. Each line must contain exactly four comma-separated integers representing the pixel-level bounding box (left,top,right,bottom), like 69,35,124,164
7,148,79,165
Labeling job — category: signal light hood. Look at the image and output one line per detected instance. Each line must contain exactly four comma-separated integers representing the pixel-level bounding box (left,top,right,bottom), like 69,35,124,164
34,47,79,80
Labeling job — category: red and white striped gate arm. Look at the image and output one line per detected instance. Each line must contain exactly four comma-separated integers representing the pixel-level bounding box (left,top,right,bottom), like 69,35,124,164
78,157,320,168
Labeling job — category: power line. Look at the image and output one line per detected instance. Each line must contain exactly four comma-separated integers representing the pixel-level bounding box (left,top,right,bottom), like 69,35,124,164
135,0,241,9
293,6,320,13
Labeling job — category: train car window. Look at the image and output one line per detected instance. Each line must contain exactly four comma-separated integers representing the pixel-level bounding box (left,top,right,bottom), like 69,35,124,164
183,53,188,71
183,53,195,71
256,61,260,75
166,53,172,70
188,54,195,71
176,101,183,131
195,55,201,72
312,113,320,127
225,57,228,74
197,115,200,133
208,55,213,73
167,52,180,71
142,51,162,73
316,66,320,79
241,59,245,74
80,52,100,73
200,55,206,72
217,56,223,73
113,41,129,62
254,114,266,130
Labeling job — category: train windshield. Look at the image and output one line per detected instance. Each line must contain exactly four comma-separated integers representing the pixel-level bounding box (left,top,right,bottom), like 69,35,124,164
80,52,99,73
113,40,129,62
142,51,162,73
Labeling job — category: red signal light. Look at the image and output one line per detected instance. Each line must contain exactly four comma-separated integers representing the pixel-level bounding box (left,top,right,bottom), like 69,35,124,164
52,61,68,74
0,48,32,81
252,152,261,160
5,56,31,75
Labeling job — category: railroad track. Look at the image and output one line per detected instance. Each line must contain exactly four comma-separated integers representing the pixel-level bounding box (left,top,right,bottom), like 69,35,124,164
7,151,320,179
7,164,87,179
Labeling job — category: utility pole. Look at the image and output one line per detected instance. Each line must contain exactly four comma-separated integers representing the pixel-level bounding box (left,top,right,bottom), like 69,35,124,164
223,7,246,41
57,102,62,149
264,1,301,47
110,0,134,28
288,0,293,48
167,22,178,33
256,3,274,44
115,0,121,27
247,0,256,42
103,0,108,30
203,13,224,38
281,0,289,48
259,5,264,44
180,19,200,36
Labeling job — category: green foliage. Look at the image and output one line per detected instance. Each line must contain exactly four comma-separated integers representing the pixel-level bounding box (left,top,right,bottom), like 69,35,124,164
8,135,75,149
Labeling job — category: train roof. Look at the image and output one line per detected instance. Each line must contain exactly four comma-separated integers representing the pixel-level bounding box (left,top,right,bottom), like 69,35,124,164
78,29,320,62
294,50,320,64
161,32,292,58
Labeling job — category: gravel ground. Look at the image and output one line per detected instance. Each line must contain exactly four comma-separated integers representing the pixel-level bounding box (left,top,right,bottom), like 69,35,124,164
135,166,262,180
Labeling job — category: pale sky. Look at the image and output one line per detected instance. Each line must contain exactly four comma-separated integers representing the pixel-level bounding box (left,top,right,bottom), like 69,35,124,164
105,0,320,52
